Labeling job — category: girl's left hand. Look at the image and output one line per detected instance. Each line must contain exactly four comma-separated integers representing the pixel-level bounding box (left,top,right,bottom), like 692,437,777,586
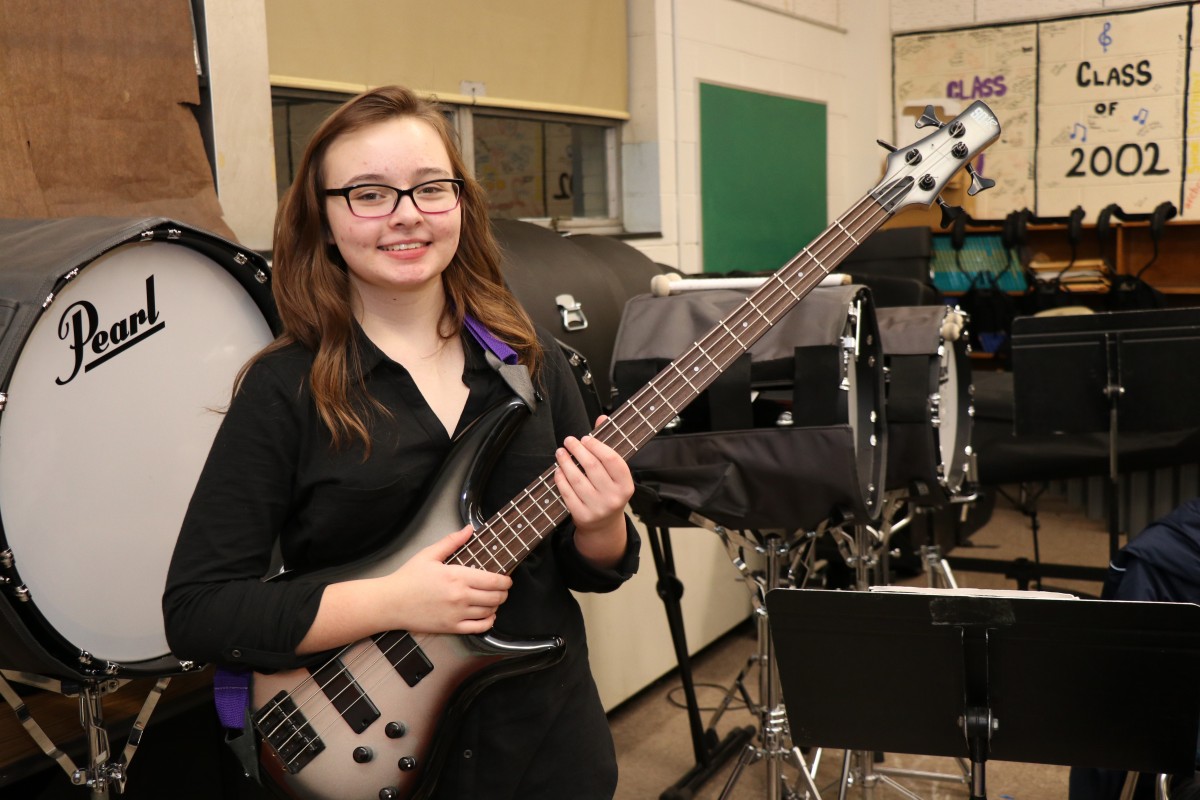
554,416,634,568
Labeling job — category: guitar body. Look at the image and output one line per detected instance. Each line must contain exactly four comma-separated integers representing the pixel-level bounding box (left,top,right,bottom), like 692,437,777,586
251,398,565,800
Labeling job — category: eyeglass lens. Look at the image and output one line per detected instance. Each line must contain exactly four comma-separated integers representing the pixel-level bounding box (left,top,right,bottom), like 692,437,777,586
346,180,461,216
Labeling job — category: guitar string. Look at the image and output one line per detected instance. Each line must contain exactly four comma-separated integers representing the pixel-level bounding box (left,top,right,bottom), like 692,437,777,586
263,179,912,766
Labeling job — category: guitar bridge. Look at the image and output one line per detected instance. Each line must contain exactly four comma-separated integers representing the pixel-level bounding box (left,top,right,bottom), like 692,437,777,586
253,691,326,774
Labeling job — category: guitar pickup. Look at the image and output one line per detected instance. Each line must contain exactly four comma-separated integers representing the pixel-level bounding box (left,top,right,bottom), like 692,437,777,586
375,631,434,687
310,657,381,734
253,691,325,774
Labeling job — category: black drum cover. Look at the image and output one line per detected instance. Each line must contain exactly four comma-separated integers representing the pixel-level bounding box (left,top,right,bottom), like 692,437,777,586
0,217,279,679
611,283,887,531
875,304,974,501
493,219,665,411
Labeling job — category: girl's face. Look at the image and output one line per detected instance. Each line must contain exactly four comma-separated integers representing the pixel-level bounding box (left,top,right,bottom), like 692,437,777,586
322,116,462,308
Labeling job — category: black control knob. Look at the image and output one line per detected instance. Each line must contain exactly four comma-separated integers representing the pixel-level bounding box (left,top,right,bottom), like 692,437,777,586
398,756,417,771
385,721,408,739
353,746,373,763
378,789,399,800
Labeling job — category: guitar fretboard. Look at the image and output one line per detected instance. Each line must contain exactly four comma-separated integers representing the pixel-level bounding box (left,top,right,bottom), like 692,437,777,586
451,185,905,575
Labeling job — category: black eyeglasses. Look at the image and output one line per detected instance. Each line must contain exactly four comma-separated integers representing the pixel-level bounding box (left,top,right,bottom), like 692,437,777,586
324,178,465,217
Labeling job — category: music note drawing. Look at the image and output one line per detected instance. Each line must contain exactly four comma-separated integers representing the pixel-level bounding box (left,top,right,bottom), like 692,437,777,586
1070,123,1087,143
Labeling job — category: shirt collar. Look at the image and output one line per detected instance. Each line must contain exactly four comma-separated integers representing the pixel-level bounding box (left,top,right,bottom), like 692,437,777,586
347,318,489,379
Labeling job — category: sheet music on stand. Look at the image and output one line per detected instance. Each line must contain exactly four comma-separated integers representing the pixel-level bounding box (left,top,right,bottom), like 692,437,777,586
766,587,1200,798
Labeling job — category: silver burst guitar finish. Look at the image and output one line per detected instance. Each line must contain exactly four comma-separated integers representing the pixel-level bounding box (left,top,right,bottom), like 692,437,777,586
250,100,1002,800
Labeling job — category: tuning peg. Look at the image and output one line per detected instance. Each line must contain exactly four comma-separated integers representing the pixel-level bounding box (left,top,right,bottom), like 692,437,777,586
938,198,964,229
876,139,897,153
965,164,996,196
916,105,943,129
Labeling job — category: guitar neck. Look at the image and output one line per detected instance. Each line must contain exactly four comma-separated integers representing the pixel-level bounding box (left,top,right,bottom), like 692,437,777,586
452,189,897,575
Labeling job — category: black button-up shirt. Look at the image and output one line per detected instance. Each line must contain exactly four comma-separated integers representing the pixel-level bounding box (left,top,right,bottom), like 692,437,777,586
164,326,638,799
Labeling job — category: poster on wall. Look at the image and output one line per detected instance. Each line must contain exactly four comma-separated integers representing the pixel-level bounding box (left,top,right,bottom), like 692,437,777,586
1186,20,1200,216
1037,4,1188,216
893,24,1037,220
894,2,1197,221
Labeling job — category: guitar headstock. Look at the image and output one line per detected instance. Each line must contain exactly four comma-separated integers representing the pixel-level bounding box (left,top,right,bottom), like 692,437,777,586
873,100,1001,224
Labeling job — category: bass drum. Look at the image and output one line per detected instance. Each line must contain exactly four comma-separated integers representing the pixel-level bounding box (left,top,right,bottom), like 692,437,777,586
494,219,666,411
0,218,278,680
612,283,887,531
875,304,974,501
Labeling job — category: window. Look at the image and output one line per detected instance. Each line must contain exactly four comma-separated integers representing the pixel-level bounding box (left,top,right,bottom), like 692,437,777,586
271,89,620,232
272,90,348,198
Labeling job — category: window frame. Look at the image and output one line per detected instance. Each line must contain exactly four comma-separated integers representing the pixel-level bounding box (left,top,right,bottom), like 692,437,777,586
271,87,623,234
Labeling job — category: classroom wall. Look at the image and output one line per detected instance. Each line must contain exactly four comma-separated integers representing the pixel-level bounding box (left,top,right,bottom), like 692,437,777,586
890,0,1174,33
622,0,894,273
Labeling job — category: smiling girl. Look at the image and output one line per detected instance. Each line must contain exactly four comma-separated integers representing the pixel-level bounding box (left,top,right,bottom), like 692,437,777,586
164,85,638,800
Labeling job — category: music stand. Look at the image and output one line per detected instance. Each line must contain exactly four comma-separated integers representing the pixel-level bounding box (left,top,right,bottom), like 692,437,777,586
1011,308,1200,561
766,587,1200,799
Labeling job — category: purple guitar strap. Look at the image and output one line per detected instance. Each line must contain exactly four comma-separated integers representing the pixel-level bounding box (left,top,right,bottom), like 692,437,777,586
463,312,538,410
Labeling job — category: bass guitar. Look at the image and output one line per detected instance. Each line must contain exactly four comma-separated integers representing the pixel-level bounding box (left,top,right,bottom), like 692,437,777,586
251,100,1002,800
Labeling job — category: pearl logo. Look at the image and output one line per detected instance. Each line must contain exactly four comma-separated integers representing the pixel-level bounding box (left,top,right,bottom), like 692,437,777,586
56,275,164,385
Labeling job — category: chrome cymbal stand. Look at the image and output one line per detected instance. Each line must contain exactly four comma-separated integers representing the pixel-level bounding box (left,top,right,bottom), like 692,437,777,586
0,669,172,798
702,519,825,800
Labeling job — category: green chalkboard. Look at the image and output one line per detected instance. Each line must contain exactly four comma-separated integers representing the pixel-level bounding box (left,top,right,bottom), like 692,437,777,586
700,83,826,274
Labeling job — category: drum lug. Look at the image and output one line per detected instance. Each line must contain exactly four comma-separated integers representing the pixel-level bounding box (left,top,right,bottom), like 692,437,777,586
0,548,11,568
0,391,6,411
254,268,269,284
14,584,30,602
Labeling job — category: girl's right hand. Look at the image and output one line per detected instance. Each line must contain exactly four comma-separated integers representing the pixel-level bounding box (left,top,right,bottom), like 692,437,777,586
381,525,513,635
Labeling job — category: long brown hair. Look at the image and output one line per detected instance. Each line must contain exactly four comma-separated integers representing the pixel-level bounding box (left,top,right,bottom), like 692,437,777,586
261,85,541,449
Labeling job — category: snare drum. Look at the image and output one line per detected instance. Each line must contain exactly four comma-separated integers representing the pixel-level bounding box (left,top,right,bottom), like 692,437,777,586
613,283,886,530
0,218,278,679
875,304,974,500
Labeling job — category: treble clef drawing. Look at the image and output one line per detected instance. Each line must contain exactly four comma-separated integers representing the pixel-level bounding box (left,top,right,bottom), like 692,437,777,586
1099,21,1113,52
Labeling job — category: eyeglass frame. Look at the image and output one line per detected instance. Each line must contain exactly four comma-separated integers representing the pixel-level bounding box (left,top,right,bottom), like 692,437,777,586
323,178,466,217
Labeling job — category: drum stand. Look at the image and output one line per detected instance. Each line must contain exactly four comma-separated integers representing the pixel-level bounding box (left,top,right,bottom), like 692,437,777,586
0,670,170,797
701,518,826,800
828,496,970,799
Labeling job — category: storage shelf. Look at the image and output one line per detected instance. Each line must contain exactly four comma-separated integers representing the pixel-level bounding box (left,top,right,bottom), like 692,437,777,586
932,219,1200,298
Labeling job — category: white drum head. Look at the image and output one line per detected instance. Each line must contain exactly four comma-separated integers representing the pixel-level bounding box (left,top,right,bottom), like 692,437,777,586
0,241,273,666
